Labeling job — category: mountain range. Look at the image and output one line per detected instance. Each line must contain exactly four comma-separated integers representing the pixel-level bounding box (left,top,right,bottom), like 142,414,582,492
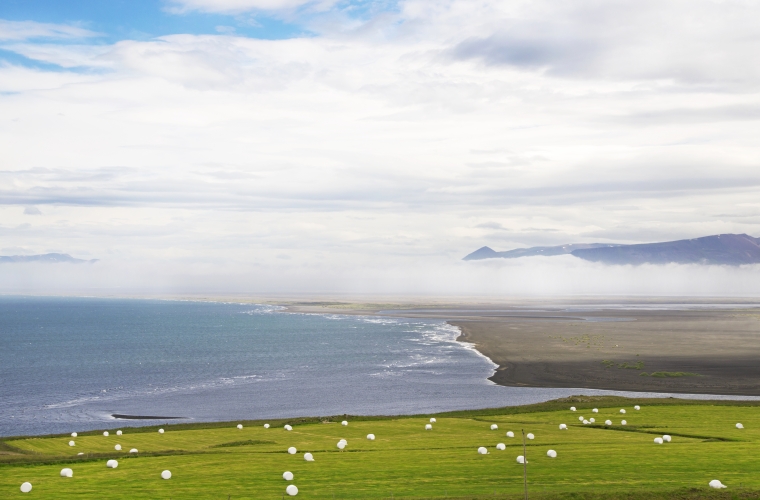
0,253,98,264
463,233,760,265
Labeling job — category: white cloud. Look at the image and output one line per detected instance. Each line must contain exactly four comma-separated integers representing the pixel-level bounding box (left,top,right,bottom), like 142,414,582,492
1,0,760,294
0,19,99,42
165,0,337,14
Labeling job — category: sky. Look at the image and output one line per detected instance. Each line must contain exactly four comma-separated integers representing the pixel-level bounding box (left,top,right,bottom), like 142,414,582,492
1,0,760,296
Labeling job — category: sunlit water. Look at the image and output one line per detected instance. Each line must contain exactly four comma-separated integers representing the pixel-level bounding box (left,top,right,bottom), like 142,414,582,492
1,297,754,437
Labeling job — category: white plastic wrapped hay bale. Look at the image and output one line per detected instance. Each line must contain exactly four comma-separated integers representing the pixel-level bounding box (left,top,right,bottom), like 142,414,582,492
736,423,744,429
158,428,164,434
304,453,314,461
546,450,557,458
621,420,627,425
526,433,534,440
161,470,171,480
634,405,640,410
288,447,297,454
114,444,121,451
578,416,584,421
60,468,73,478
103,431,109,437
430,418,436,423
284,425,292,431
592,408,598,413
116,430,122,436
589,418,595,423
130,448,138,453
583,420,589,425
286,484,298,496
496,443,506,450
570,407,576,411
69,440,75,447
709,479,726,489
341,420,348,426
367,434,375,440
337,441,346,450
605,420,612,426
477,447,488,455
77,453,84,456
264,423,270,428
283,471,294,481
490,424,498,430
71,432,77,438
653,437,663,444
425,424,432,430
506,431,514,438
662,435,671,442
559,424,567,430
620,409,626,414
20,482,32,493
516,455,526,464
237,424,243,430
106,459,118,468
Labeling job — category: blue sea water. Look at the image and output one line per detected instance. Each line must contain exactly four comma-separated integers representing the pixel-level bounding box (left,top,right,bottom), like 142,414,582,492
0,297,754,437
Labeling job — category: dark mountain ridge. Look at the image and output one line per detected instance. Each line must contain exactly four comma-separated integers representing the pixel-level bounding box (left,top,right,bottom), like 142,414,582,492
464,233,760,266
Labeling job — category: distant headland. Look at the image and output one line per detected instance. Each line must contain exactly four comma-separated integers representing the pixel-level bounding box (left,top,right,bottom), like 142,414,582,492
464,233,760,265
0,253,98,264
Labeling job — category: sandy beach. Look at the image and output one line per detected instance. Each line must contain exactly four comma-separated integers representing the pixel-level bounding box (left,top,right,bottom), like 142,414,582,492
283,300,760,396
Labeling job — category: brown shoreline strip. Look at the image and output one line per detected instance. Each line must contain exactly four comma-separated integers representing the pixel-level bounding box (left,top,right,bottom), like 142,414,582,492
111,414,186,420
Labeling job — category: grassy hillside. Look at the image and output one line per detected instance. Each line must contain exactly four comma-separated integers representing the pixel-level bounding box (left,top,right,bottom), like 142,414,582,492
2,396,760,499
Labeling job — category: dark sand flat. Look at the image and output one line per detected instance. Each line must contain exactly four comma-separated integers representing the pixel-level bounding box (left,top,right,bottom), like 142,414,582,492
283,300,760,396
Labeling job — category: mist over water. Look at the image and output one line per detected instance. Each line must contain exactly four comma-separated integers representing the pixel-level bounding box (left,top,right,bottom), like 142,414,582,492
3,256,760,297
1,296,756,437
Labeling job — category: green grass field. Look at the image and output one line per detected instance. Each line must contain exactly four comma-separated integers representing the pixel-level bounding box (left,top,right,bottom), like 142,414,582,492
2,396,760,499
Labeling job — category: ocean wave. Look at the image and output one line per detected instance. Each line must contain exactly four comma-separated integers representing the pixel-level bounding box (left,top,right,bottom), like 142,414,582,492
42,372,283,410
240,304,286,315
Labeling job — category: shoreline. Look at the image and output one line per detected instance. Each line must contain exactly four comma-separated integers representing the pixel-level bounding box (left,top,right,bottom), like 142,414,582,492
280,301,760,397
6,394,760,441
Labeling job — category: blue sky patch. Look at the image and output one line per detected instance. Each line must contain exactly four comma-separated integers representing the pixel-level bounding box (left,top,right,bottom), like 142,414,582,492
0,0,308,43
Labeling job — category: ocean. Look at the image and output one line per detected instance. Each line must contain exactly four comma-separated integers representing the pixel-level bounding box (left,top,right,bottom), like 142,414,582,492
0,296,752,437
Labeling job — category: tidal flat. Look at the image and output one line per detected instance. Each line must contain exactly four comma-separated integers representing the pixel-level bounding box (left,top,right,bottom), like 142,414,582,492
284,299,760,396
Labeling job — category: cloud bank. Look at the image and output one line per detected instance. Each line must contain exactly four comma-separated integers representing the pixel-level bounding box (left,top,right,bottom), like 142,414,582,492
1,0,760,295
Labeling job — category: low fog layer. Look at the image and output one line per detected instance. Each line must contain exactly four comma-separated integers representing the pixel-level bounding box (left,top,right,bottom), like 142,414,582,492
2,257,760,297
